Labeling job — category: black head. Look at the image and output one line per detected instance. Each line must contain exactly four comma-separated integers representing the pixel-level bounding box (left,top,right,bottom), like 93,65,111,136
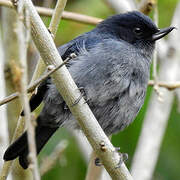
97,11,174,45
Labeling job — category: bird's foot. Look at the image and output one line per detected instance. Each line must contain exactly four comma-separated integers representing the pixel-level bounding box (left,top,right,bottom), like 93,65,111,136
114,147,128,168
94,147,128,168
95,157,102,166
72,87,89,106
115,152,128,169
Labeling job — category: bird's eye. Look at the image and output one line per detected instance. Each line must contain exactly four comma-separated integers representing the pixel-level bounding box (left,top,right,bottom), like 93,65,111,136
133,27,143,35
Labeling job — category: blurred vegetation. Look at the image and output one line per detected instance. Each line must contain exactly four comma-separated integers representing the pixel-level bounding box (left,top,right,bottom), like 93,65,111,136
28,0,180,179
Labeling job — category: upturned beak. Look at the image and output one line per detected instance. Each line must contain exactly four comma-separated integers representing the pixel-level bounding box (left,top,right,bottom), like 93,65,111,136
151,27,176,41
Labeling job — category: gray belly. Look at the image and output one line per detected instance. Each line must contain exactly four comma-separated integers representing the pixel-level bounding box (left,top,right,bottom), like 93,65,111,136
91,87,146,135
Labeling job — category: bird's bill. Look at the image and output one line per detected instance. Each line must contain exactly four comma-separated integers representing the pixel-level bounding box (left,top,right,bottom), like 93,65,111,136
151,27,176,41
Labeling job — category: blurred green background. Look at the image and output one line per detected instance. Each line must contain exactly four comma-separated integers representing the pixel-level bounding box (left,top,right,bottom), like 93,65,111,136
31,0,180,179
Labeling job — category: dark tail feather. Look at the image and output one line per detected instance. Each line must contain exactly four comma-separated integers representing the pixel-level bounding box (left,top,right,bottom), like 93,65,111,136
3,126,58,169
3,131,28,161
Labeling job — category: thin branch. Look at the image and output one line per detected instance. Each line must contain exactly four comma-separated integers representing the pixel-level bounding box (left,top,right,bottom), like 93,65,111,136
40,140,68,176
15,1,40,179
2,77,180,107
49,0,67,35
0,57,71,106
0,28,12,180
0,5,30,180
1,1,69,179
148,80,180,90
0,0,102,25
19,0,133,179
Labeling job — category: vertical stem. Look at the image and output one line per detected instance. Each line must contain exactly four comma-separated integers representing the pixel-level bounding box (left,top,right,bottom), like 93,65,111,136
0,7,31,180
16,1,40,179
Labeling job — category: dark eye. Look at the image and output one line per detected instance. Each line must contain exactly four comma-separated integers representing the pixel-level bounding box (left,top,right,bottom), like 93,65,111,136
133,27,143,35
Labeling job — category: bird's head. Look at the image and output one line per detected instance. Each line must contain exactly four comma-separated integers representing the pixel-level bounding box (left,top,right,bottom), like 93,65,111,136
98,11,175,46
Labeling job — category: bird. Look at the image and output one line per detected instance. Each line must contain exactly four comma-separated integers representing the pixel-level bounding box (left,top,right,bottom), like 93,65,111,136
3,11,175,169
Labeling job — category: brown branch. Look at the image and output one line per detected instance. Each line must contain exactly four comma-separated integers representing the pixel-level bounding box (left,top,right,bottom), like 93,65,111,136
0,116,25,180
0,0,102,25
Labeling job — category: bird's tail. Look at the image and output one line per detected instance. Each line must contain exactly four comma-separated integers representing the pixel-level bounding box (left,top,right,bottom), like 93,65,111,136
3,124,58,169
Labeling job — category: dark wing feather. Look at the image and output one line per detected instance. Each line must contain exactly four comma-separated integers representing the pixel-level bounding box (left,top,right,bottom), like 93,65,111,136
22,31,103,114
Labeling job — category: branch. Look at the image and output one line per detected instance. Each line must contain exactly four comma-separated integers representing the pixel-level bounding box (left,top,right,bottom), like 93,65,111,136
48,0,67,36
2,78,180,107
0,0,102,25
148,80,180,90
15,1,40,179
0,54,72,106
1,1,69,179
0,5,30,180
19,0,133,179
40,140,68,176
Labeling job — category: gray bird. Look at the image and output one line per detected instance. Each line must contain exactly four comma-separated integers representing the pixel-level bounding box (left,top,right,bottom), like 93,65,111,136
4,11,174,169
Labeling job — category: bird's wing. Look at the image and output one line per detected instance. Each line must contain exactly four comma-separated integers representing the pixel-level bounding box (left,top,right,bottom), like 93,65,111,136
68,39,133,105
23,32,102,113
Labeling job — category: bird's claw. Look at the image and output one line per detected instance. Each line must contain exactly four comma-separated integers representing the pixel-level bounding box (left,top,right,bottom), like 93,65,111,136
94,147,128,168
95,157,102,166
72,87,88,106
115,152,128,169
114,146,128,168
